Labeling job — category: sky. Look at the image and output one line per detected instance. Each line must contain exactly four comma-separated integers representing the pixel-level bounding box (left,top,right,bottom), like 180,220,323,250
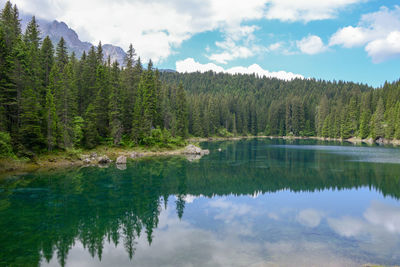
2,0,400,87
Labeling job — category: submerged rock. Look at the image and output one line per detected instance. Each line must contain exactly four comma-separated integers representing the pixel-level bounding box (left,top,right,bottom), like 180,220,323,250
116,164,127,170
185,154,203,162
116,156,127,164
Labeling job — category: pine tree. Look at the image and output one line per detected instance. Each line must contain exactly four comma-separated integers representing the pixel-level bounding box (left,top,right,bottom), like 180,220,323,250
44,88,58,151
83,104,99,148
40,36,54,88
0,23,12,132
122,53,140,134
96,41,103,64
394,102,400,140
93,64,110,138
109,61,123,145
371,97,385,139
0,1,21,47
55,37,68,70
1,2,22,138
24,16,43,105
132,65,154,143
175,83,188,138
19,87,44,152
191,100,202,137
316,95,329,136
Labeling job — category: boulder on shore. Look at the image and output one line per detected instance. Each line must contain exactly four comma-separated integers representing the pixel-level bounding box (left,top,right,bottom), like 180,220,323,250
116,156,127,164
83,158,91,164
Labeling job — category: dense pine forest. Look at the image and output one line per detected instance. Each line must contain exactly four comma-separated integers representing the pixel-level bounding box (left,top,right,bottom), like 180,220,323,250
1,1,400,158
0,2,188,158
160,72,400,140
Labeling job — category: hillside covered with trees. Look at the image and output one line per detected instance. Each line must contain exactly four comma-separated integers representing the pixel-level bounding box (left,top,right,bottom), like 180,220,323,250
160,72,400,140
1,1,400,158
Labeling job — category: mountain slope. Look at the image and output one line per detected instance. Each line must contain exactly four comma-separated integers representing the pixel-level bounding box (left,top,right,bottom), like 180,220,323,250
21,15,126,65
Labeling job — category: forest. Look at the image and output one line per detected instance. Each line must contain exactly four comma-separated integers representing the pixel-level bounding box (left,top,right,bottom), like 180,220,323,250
161,72,400,140
0,2,188,158
1,1,400,158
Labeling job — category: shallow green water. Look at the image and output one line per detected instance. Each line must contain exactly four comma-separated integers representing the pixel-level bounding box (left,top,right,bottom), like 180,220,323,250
1,139,400,266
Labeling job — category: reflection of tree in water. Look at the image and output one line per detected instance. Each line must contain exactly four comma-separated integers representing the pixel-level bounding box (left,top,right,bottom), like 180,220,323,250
0,139,400,266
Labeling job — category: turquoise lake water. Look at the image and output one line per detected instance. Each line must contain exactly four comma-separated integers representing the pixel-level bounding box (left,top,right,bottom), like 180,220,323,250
1,139,400,266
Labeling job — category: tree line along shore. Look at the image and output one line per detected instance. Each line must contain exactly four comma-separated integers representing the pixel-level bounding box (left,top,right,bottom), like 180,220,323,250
1,1,400,168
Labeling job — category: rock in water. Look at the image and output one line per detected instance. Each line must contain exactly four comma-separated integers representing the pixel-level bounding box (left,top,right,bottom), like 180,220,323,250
116,156,127,164
184,144,210,156
184,144,202,154
98,155,111,164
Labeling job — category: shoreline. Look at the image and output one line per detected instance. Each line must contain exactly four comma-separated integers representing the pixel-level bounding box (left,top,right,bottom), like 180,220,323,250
1,136,400,178
189,135,400,146
0,146,197,178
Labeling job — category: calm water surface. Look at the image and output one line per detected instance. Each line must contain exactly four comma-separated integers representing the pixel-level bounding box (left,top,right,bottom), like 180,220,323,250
1,139,400,266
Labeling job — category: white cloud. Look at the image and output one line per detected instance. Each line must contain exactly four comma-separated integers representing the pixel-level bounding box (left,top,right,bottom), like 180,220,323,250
297,35,327,55
365,31,400,63
264,0,364,23
176,58,304,80
8,0,266,63
268,42,283,51
329,6,400,63
6,0,367,64
207,25,266,64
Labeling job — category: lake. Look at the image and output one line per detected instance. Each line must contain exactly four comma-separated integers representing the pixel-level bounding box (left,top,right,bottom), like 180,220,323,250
1,139,400,266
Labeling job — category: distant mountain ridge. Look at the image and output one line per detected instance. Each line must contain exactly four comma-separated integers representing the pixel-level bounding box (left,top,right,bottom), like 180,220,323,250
21,14,127,65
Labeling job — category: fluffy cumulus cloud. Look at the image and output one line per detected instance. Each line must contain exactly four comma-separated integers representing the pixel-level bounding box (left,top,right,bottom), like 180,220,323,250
264,0,364,22
330,6,400,63
176,58,304,80
6,0,366,64
207,25,265,64
297,35,327,55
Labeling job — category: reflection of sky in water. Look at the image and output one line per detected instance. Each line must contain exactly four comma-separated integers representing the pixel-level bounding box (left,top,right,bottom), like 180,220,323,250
42,189,400,267
3,139,399,266
269,144,400,164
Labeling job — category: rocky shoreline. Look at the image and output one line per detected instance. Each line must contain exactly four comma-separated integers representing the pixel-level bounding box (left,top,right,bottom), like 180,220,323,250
0,145,210,177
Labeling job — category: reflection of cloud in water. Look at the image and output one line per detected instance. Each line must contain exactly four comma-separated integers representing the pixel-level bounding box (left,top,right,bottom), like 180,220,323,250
208,198,259,222
182,194,201,204
267,212,279,220
364,201,400,234
296,209,324,228
328,201,400,238
328,217,366,237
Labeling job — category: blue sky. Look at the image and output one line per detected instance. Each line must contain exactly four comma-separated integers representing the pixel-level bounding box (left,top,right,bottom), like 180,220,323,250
4,0,400,87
